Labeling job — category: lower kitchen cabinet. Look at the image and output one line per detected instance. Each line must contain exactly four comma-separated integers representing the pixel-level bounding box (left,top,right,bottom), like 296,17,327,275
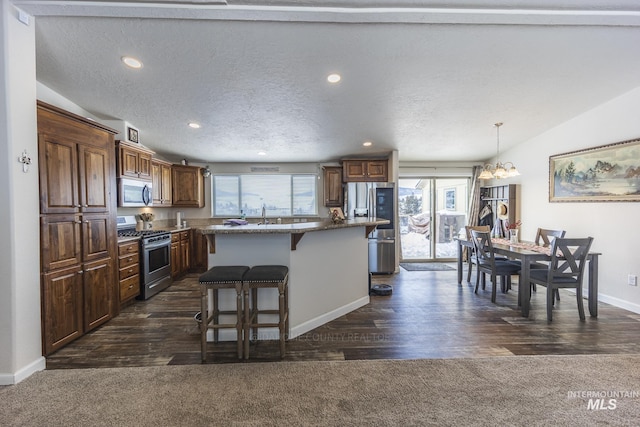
191,229,208,273
42,265,84,354
41,258,114,355
171,229,197,278
118,240,140,303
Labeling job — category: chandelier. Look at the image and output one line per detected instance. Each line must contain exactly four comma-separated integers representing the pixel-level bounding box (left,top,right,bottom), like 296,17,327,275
478,122,520,180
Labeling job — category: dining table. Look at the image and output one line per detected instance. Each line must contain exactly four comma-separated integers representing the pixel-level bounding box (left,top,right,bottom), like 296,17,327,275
456,237,601,318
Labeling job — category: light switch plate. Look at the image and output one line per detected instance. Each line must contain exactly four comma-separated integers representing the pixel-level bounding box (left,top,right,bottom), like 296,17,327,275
18,9,30,25
628,275,637,286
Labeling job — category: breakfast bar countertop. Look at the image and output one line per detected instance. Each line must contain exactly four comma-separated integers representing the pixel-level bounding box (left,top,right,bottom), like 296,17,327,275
199,217,389,235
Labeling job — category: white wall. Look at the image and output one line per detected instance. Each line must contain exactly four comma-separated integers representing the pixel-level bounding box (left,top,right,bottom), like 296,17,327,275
497,86,640,313
0,1,44,384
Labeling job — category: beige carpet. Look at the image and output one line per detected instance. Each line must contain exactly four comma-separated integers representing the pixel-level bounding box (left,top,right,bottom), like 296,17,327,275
3,355,640,426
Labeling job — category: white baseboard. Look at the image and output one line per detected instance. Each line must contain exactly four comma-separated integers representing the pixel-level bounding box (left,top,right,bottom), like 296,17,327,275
289,296,370,339
0,356,46,385
596,293,640,315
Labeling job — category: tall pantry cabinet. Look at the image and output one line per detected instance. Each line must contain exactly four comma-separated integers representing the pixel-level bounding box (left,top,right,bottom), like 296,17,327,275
37,101,119,355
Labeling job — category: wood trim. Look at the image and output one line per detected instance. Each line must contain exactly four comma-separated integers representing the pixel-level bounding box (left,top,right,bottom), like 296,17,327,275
37,100,118,135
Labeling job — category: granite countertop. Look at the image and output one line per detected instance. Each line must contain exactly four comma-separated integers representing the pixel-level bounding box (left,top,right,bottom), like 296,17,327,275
198,217,389,235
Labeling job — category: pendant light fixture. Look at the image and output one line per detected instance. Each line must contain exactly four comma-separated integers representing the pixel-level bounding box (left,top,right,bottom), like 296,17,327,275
478,122,520,180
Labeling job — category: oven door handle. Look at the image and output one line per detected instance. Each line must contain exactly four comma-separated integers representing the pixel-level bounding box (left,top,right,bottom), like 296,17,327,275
144,239,170,250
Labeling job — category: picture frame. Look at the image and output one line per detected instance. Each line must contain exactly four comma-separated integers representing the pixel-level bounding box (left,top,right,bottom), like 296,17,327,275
549,138,640,202
445,188,456,210
127,126,139,144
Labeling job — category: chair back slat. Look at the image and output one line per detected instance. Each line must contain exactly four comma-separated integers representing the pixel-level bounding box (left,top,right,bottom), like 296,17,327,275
548,237,593,283
469,229,496,268
535,228,566,248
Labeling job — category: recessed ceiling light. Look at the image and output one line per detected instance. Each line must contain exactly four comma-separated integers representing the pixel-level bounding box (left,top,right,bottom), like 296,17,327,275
327,73,341,83
121,56,143,69
257,151,267,156
188,122,201,129
363,141,373,147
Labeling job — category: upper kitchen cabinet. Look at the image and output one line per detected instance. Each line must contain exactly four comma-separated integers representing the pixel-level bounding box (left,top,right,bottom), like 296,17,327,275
323,166,343,207
172,164,204,208
117,140,153,180
38,116,113,214
342,159,389,182
151,159,173,206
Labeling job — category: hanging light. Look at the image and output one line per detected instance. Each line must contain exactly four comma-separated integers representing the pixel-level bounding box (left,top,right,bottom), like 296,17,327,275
478,122,520,180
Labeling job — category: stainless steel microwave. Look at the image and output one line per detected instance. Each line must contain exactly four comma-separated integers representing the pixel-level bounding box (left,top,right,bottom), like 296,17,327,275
118,178,153,207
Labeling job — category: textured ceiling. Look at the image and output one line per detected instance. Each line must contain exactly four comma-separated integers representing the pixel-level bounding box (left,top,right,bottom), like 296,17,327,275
17,0,640,163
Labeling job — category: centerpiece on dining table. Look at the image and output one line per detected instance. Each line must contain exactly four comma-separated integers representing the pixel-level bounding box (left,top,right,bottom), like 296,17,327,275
505,220,522,243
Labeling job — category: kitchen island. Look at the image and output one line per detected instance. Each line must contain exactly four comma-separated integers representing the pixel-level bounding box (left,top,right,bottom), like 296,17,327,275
199,218,389,341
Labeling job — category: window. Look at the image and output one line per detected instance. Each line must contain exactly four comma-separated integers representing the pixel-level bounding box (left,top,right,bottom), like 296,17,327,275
213,174,317,217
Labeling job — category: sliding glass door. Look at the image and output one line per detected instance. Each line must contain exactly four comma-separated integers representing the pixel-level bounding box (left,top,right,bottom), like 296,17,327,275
398,177,469,261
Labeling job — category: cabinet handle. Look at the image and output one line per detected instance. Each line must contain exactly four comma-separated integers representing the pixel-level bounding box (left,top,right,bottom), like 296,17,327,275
75,220,82,224
84,220,90,223
128,268,133,273
78,270,83,274
128,257,133,262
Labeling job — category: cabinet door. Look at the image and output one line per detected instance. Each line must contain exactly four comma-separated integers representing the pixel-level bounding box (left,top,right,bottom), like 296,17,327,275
42,265,84,355
172,165,204,207
151,162,162,205
160,163,173,205
170,242,181,278
323,167,343,207
78,144,111,213
83,258,113,331
119,146,140,178
366,160,388,181
343,161,367,182
81,213,113,263
38,134,79,214
138,151,153,180
180,232,191,273
40,214,82,272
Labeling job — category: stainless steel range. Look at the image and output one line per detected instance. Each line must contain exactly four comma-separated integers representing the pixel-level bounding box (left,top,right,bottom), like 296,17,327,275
117,216,172,300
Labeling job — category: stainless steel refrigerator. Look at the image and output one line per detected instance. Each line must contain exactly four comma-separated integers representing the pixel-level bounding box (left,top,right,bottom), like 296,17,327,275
346,182,395,274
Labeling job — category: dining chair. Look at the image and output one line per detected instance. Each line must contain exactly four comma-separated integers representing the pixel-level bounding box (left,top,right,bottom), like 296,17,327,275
465,225,510,284
530,228,566,299
469,229,521,303
528,237,593,321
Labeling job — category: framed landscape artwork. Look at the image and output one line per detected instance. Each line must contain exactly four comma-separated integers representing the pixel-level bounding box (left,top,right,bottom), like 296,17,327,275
549,138,640,202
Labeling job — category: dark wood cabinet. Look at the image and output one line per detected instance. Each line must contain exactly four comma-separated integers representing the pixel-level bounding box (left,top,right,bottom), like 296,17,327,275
172,165,204,208
118,240,140,303
37,101,118,356
151,159,172,206
117,140,153,180
191,229,208,273
170,233,181,278
39,129,111,214
323,166,343,207
342,159,388,182
171,230,194,278
41,265,84,353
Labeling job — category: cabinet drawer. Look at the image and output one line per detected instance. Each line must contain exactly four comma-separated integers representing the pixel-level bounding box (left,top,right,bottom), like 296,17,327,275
119,252,139,269
119,275,140,301
180,231,190,241
119,262,139,280
118,241,139,256
171,233,180,243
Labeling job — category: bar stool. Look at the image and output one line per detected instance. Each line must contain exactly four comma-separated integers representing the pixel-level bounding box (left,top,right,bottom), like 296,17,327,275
242,265,289,359
199,265,250,362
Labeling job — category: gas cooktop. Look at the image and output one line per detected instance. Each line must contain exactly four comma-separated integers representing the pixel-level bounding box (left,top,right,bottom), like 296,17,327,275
117,229,169,238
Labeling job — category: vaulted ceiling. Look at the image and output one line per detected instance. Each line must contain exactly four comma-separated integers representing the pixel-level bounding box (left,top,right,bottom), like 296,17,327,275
16,0,640,163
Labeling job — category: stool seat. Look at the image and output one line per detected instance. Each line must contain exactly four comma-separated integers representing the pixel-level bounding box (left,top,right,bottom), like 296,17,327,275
243,265,289,359
199,265,250,362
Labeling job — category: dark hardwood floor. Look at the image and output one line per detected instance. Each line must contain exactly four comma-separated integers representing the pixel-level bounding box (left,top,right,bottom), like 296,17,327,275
45,267,640,369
